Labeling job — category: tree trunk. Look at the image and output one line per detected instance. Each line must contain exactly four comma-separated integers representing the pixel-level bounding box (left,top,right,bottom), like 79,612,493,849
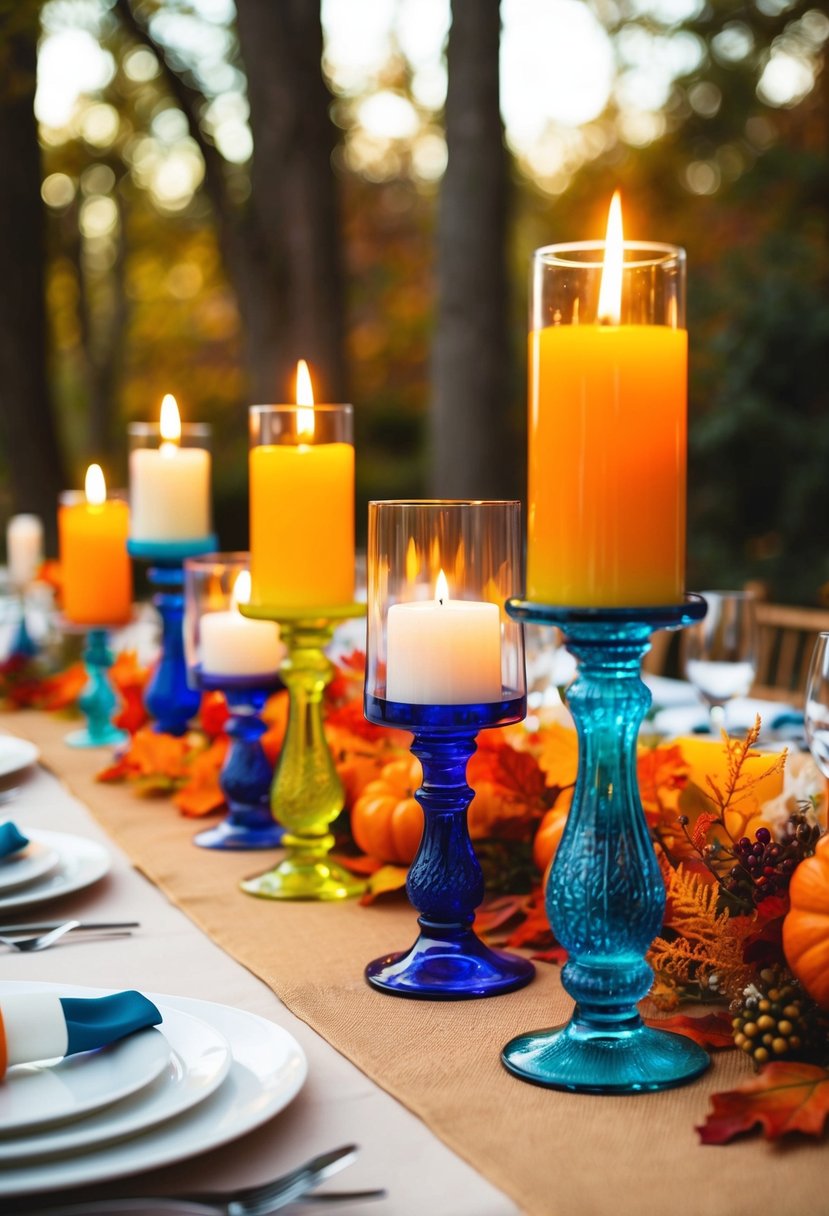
235,0,347,403
0,3,66,548
430,0,513,499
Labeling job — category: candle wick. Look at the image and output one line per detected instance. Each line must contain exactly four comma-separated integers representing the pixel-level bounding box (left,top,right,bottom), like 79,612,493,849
438,597,444,606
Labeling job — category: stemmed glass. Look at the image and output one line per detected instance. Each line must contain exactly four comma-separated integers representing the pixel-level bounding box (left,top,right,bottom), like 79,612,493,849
681,590,758,732
804,633,829,776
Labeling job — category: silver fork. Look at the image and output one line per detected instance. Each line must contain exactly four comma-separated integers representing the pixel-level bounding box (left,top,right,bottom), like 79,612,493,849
18,1145,384,1215
0,920,133,952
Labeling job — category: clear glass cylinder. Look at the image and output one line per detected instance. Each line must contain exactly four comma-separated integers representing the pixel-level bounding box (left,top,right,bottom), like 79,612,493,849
365,500,526,715
128,421,213,544
184,551,283,685
248,404,355,612
527,240,687,609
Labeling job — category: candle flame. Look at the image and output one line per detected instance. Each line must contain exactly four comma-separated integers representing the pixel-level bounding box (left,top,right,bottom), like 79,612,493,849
231,569,251,610
160,394,181,444
435,569,449,606
295,359,315,440
597,190,623,326
84,463,106,506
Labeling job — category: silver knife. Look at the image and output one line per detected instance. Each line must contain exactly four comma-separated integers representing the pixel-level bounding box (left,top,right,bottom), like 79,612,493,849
0,921,139,933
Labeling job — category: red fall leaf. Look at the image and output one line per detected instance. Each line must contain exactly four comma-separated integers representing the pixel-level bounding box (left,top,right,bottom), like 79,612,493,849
643,1012,735,1049
698,1062,829,1144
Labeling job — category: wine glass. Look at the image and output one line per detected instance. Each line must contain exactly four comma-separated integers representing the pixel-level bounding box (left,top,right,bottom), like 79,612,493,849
804,633,829,777
681,590,758,732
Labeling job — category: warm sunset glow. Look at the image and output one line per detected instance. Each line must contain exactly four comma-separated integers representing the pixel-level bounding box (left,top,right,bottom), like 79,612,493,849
84,463,106,506
597,190,623,325
160,393,181,443
231,569,251,609
295,359,315,440
435,569,449,605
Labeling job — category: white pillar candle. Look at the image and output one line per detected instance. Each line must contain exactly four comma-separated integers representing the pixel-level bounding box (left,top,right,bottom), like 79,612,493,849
129,396,211,542
385,571,502,705
200,572,284,678
6,515,43,587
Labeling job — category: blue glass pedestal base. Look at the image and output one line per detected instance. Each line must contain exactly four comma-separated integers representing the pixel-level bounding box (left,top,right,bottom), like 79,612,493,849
367,922,534,1000
192,672,283,851
502,1016,709,1094
501,596,710,1093
363,695,534,1000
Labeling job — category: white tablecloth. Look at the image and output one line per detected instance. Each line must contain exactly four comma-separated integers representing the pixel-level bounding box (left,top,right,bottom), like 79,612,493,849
2,757,516,1214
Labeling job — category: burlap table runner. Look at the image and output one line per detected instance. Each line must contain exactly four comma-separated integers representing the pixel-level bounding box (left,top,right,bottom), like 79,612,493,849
2,709,820,1216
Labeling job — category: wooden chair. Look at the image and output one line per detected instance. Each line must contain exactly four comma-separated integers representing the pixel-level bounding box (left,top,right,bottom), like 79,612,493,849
752,603,829,704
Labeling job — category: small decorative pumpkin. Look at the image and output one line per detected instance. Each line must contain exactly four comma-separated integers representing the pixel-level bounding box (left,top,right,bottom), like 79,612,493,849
783,834,829,1009
532,805,569,874
351,756,424,865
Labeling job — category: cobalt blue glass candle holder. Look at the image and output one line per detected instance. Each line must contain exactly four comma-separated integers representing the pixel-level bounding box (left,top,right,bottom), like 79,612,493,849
184,551,286,850
192,672,283,850
129,538,217,736
500,595,710,1092
364,499,534,999
65,627,128,749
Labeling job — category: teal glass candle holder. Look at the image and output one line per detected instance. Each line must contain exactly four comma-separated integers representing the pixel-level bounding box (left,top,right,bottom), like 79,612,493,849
363,500,534,999
500,596,710,1092
64,626,127,749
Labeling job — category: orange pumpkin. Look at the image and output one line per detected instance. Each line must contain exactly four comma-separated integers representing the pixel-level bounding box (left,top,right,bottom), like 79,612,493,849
351,756,424,865
533,806,569,873
783,834,829,1009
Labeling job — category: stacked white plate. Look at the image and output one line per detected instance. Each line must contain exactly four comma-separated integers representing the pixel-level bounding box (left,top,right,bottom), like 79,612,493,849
0,827,111,913
0,980,308,1196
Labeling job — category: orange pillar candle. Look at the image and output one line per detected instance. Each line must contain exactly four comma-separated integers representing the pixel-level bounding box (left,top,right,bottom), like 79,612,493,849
249,361,355,611
58,465,132,626
527,194,687,607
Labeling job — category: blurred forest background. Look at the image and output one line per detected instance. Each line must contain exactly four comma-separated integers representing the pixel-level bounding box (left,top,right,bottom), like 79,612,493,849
0,0,827,601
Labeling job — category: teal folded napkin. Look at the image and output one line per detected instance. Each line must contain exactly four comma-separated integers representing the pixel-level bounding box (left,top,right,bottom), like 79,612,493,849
1,990,163,1074
0,822,29,859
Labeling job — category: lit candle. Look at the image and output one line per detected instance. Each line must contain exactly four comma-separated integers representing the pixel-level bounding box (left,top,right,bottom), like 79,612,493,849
527,192,686,607
129,395,212,543
385,570,502,705
249,361,354,610
200,571,284,678
58,465,132,625
6,515,43,587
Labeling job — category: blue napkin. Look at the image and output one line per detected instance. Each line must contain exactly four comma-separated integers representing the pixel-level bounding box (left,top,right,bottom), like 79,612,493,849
59,992,163,1056
0,822,29,859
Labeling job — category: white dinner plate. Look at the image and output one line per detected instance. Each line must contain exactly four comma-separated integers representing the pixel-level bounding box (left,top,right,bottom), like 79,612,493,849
0,1027,172,1136
0,1006,231,1160
0,829,109,913
0,839,60,893
0,735,39,781
0,983,308,1195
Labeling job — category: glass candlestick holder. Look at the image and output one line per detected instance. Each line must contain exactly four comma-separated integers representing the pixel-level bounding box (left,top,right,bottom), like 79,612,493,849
184,553,284,850
128,417,217,736
60,623,128,749
500,595,710,1092
363,500,534,999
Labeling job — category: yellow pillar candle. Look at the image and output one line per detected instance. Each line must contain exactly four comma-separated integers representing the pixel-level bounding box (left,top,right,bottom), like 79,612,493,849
527,194,686,607
249,361,355,611
58,465,132,626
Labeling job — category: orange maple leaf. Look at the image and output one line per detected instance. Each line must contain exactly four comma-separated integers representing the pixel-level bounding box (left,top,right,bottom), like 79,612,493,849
110,651,150,734
638,743,689,828
536,723,579,793
358,863,407,904
261,691,289,764
124,729,191,779
698,1062,829,1144
174,737,229,817
199,691,229,739
643,1012,734,1049
37,663,88,711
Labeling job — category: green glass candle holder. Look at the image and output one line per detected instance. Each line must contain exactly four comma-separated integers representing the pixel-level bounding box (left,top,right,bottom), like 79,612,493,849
238,602,366,900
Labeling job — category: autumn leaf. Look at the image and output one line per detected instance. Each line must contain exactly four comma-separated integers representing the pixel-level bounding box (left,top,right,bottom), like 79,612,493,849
199,690,229,738
261,691,289,763
536,722,579,792
110,650,151,735
329,852,384,877
531,945,568,965
475,893,533,937
96,728,191,786
358,864,408,904
698,1062,829,1144
638,743,690,828
174,737,229,817
37,663,88,711
643,1012,735,1049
